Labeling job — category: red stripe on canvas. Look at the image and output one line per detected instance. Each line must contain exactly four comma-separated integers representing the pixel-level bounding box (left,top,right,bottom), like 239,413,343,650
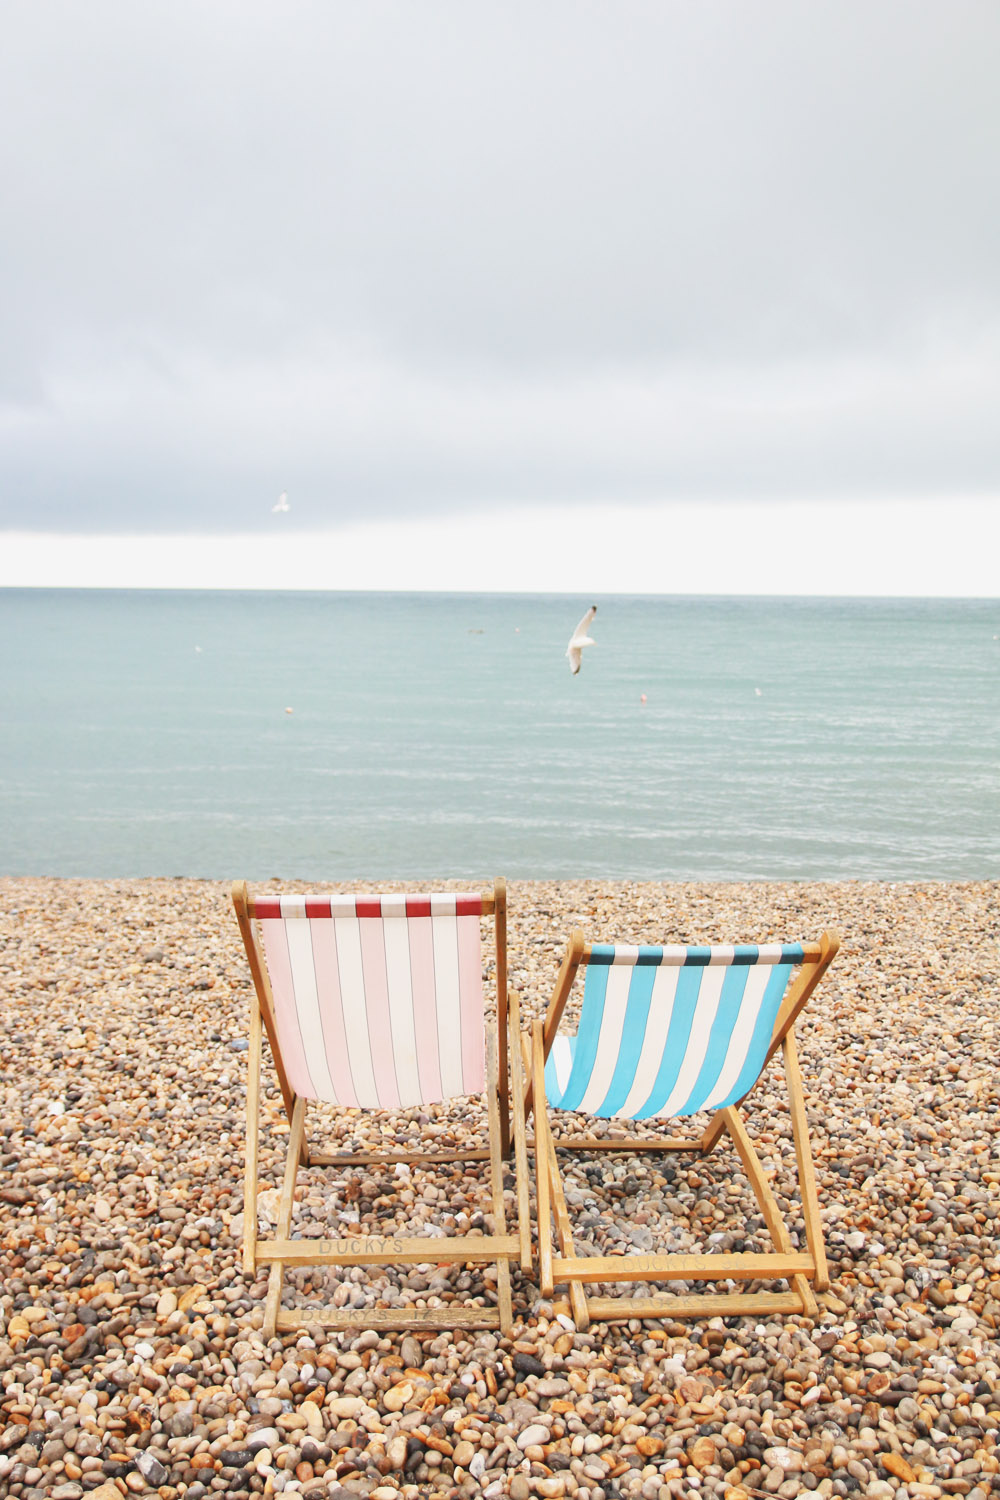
454,895,484,917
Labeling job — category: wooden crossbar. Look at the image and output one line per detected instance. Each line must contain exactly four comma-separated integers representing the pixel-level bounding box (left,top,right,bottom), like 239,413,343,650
246,892,500,917
581,1291,805,1322
308,1148,491,1166
549,1251,813,1285
257,1234,519,1266
543,1136,702,1153
276,1305,502,1331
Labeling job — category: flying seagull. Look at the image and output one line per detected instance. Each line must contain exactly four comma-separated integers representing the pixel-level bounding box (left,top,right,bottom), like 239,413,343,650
566,605,598,675
272,490,290,513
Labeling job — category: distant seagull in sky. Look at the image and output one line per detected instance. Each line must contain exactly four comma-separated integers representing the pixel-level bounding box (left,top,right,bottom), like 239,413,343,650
272,490,290,513
566,605,598,675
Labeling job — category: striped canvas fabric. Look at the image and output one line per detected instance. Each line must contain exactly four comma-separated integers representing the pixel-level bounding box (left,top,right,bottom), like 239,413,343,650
256,893,486,1109
545,943,804,1120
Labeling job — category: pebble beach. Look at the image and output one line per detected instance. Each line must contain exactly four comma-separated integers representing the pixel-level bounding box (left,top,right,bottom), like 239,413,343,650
1,876,998,1500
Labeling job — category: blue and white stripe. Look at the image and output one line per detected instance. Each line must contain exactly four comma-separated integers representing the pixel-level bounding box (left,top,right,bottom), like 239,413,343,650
545,943,803,1120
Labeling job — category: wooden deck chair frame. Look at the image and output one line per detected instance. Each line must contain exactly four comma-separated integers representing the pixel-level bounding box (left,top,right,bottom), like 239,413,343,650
233,878,531,1337
525,928,839,1328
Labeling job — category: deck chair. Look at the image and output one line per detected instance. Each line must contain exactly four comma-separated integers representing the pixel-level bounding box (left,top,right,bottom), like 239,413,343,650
232,878,530,1337
526,928,839,1328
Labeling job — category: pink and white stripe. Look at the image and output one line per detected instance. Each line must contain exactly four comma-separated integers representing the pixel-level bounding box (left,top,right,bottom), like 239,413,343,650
256,893,486,1108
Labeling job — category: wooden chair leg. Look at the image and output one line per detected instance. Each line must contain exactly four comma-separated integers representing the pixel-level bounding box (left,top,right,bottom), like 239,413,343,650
507,990,533,1274
722,1106,817,1318
783,1032,829,1292
532,1020,555,1298
494,879,511,1159
243,996,263,1277
264,1096,307,1338
544,1127,589,1330
699,1110,727,1155
485,1027,513,1334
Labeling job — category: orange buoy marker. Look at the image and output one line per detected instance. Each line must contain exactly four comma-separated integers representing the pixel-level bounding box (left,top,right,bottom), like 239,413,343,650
285,707,294,714
640,693,647,705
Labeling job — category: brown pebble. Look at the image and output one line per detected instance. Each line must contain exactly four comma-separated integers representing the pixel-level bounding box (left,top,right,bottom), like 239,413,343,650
688,1436,716,1470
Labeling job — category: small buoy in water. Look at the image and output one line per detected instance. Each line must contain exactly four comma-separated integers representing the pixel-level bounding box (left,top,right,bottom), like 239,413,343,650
285,707,294,714
194,645,202,653
640,693,647,704
755,687,762,696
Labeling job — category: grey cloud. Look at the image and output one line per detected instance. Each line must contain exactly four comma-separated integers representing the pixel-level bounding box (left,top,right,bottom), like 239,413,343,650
1,0,998,533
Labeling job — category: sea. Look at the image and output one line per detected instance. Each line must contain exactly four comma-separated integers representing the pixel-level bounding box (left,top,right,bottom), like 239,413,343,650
1,589,997,882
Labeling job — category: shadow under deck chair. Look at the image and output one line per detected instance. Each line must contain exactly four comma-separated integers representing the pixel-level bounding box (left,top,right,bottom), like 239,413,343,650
526,929,839,1328
232,878,530,1337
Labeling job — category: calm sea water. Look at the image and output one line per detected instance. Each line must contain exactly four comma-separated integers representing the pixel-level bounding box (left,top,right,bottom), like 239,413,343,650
1,589,997,880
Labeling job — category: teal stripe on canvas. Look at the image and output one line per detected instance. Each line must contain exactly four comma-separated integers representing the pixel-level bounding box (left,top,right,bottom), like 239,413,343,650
713,961,794,1108
634,945,664,966
676,961,751,1114
633,964,704,1118
594,963,657,1116
557,962,610,1110
587,944,617,966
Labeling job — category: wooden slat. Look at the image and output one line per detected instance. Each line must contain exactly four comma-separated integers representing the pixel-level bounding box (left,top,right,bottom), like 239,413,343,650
243,994,263,1276
783,1031,830,1292
542,928,586,1055
544,1117,589,1329
722,1107,789,1248
525,930,584,1120
699,1109,728,1154
543,1135,702,1153
246,891,497,917
264,1095,307,1338
309,1148,491,1167
583,1290,805,1321
494,878,510,1158
532,1020,554,1298
258,1234,519,1266
232,880,300,1139
485,1026,512,1334
507,988,532,1274
722,1106,817,1318
276,1305,502,1331
549,1250,813,1285
733,930,840,1118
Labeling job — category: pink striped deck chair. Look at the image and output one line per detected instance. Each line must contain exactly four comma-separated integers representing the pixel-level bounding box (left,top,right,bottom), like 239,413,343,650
526,927,840,1329
233,879,530,1336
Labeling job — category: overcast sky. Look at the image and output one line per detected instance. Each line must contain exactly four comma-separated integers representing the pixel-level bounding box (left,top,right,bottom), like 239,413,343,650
2,1,999,590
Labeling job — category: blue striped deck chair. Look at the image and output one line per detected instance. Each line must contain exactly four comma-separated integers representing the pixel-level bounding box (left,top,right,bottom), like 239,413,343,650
232,878,530,1337
527,928,840,1328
